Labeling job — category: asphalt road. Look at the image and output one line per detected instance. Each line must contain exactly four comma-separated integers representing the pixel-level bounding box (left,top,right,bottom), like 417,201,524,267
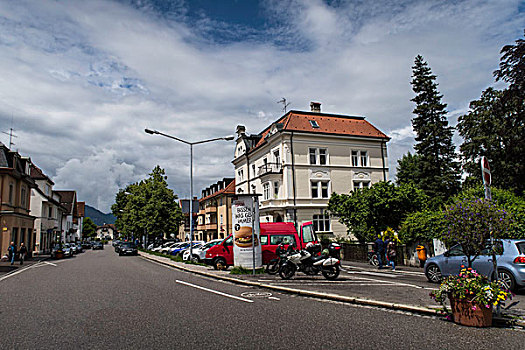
1,247,524,350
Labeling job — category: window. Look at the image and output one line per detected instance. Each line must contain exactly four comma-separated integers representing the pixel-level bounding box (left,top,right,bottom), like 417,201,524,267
309,148,317,164
274,150,280,165
8,183,13,204
302,225,315,243
21,187,26,207
351,150,368,167
360,151,368,167
353,181,370,190
252,164,255,177
309,148,328,165
270,234,295,245
260,235,268,245
309,120,320,128
351,151,359,166
313,214,330,232
311,181,329,198
48,206,53,218
311,181,318,198
273,181,279,198
251,184,256,194
237,169,244,181
263,183,270,200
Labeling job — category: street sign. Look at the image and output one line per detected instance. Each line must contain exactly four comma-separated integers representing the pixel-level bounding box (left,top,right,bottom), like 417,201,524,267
480,156,491,186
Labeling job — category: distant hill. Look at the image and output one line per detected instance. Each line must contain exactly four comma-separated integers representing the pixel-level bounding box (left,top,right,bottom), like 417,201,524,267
85,205,116,226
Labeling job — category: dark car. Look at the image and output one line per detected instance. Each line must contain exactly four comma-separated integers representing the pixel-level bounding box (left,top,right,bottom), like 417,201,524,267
118,242,138,256
81,242,91,250
92,242,104,250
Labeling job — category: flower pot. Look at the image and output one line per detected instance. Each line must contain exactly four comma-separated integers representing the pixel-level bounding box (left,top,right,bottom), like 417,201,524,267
449,297,492,327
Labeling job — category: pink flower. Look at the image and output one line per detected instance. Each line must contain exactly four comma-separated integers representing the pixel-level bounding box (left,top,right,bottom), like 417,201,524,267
472,306,477,311
485,305,490,308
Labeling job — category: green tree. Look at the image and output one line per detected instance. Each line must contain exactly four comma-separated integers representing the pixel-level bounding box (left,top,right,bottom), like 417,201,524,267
328,182,428,243
111,166,183,242
410,55,460,204
395,152,421,186
399,209,447,246
458,32,525,195
82,217,97,239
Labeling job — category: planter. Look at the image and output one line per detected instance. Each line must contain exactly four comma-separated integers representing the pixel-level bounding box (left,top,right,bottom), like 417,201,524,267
449,297,493,327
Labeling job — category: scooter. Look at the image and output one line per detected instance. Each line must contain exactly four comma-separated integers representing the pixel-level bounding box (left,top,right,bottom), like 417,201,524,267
279,242,341,280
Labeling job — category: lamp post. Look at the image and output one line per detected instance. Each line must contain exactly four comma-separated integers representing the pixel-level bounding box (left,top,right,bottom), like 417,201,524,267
144,128,234,259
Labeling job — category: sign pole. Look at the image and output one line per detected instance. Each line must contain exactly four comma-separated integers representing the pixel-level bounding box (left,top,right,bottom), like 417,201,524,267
251,197,256,275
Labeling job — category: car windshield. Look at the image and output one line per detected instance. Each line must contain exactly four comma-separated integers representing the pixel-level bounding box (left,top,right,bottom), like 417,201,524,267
121,243,136,248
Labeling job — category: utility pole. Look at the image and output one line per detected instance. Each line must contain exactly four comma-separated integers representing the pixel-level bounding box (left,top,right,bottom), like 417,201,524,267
2,127,17,149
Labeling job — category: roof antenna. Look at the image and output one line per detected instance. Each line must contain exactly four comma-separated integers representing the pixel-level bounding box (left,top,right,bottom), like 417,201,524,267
277,97,290,114
2,117,17,149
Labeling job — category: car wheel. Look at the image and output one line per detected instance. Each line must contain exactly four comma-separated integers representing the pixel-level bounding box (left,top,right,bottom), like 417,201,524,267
191,255,200,263
498,269,516,292
425,264,442,283
213,258,227,270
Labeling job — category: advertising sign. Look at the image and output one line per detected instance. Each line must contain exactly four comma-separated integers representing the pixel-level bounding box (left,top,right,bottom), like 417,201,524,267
232,195,262,268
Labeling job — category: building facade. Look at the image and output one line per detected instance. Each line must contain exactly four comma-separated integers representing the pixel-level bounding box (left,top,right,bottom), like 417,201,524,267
232,102,389,239
30,166,64,254
96,224,116,240
196,178,235,242
0,143,36,256
55,190,78,243
177,198,199,241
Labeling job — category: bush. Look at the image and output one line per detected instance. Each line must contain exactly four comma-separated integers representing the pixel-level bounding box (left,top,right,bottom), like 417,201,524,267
229,266,265,275
399,210,447,245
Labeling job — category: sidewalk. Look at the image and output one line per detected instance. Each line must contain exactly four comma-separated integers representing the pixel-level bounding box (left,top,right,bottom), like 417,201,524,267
139,251,524,326
0,255,50,275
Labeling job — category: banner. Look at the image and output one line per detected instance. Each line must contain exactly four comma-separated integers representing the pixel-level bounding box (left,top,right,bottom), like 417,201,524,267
232,195,262,268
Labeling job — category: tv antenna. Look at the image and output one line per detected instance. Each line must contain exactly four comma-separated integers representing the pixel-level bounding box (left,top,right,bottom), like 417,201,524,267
277,97,290,114
2,127,17,149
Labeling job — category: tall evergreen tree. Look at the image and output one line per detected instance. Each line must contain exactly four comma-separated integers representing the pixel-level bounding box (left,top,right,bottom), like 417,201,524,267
395,152,421,186
410,55,460,204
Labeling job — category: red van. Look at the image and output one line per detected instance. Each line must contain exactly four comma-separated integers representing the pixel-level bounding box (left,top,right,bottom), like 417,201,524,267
204,222,317,270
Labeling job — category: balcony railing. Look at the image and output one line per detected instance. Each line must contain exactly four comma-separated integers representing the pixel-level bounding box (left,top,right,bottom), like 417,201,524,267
258,163,282,177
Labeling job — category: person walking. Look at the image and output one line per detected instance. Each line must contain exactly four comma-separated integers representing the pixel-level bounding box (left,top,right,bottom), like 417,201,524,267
386,241,396,271
8,241,16,265
374,236,385,269
19,243,27,265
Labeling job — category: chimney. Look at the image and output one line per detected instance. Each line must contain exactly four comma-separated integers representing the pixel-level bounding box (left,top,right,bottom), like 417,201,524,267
310,102,321,113
236,125,246,137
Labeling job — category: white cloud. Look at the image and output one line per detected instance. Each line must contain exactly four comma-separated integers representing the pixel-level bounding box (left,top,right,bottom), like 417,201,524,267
0,0,523,211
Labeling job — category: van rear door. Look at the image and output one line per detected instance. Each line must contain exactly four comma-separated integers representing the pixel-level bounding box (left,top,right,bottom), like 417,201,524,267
300,222,317,249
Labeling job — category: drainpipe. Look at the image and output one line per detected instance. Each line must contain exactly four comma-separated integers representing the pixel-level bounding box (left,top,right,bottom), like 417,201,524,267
290,132,298,228
381,140,387,181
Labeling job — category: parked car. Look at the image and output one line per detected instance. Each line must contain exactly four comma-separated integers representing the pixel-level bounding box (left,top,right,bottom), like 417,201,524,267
171,242,204,257
118,242,138,256
63,243,75,257
159,242,182,254
183,239,222,262
204,222,317,270
152,241,176,253
81,241,92,250
75,243,83,253
112,240,121,247
92,241,104,250
51,244,66,259
425,239,525,291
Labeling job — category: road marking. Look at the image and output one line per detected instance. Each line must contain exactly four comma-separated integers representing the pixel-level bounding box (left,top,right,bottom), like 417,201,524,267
44,261,57,266
343,265,425,276
344,270,399,278
176,280,254,303
268,297,280,301
0,262,45,281
241,291,272,298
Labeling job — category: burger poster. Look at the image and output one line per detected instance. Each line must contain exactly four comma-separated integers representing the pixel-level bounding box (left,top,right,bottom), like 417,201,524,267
232,195,262,268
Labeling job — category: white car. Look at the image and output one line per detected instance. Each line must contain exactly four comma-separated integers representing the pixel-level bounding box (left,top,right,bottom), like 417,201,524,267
183,239,223,262
152,242,177,253
168,241,205,256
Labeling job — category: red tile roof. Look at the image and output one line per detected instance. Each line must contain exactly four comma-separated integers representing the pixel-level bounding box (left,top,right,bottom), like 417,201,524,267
199,179,236,202
30,165,54,184
252,111,389,151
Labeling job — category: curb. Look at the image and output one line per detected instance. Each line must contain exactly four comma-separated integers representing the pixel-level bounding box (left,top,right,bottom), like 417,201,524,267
140,253,442,316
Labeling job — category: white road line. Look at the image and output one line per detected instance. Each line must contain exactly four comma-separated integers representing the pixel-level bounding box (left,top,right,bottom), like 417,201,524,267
268,297,280,301
175,280,254,303
344,270,399,278
44,261,57,266
343,265,425,276
0,262,43,281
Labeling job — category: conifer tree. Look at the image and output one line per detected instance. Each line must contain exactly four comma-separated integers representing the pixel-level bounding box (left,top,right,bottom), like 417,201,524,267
410,55,460,204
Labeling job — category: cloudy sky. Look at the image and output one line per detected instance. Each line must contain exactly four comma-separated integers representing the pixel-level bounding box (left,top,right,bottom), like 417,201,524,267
0,0,523,212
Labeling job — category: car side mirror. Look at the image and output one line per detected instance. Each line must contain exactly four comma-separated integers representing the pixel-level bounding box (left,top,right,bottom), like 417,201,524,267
443,251,450,257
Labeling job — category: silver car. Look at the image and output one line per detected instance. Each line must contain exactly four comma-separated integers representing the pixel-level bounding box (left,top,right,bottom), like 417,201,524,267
425,239,525,291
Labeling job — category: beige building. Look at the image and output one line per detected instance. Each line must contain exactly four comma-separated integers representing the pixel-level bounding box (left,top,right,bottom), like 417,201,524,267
232,102,389,239
196,178,235,242
0,143,36,256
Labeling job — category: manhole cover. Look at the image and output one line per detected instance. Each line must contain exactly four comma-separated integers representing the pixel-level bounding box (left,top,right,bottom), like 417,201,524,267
241,292,273,298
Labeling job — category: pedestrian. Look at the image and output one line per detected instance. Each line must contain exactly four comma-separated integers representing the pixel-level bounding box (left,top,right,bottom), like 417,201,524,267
374,235,385,269
8,241,16,265
19,243,27,265
386,241,396,271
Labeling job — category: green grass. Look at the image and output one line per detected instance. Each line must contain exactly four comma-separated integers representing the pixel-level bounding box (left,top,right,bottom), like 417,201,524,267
229,266,265,275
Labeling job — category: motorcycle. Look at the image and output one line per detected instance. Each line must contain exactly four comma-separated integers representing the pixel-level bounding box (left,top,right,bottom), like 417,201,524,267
265,242,289,275
279,242,341,280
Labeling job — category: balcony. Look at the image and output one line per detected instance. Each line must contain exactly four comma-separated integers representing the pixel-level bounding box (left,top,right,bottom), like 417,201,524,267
204,206,217,213
258,163,282,177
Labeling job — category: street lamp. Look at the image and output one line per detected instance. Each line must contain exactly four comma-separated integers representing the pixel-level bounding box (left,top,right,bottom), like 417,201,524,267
144,128,234,259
